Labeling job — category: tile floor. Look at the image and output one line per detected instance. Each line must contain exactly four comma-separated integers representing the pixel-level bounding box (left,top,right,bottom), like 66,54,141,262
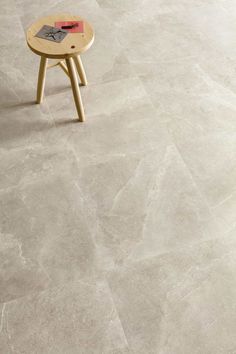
1,0,236,353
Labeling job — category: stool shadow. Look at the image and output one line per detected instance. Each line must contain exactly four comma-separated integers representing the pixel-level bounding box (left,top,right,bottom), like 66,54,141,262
0,101,52,144
3,100,36,109
45,82,85,97
0,119,52,144
0,99,84,144
56,118,80,125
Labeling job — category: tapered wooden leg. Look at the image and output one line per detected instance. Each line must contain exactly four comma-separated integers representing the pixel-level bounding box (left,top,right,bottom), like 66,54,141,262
73,55,88,86
59,61,69,77
36,56,48,104
66,57,85,122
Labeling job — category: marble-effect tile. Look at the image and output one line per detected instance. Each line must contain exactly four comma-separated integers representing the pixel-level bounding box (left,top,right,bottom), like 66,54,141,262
1,279,129,353
108,233,236,354
1,0,236,352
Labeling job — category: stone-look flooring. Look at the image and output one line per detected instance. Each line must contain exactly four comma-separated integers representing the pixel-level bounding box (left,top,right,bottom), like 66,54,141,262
1,0,236,353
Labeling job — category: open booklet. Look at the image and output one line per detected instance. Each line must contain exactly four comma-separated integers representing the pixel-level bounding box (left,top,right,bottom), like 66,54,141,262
35,25,68,43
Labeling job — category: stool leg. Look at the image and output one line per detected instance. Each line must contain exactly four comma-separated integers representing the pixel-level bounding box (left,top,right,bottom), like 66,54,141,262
58,61,69,77
73,55,88,86
66,57,85,122
36,56,48,104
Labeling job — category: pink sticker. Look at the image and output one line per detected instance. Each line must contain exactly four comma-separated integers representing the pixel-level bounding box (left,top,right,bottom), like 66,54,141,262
55,21,84,33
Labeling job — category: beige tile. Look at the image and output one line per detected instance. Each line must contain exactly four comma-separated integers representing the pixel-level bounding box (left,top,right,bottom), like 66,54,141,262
138,61,211,112
0,145,77,190
92,147,221,269
109,232,236,354
0,15,24,45
211,192,236,232
0,70,34,108
166,92,236,224
1,279,129,353
97,0,221,11
105,7,214,65
0,105,52,149
0,173,97,287
17,0,101,30
0,231,49,303
138,59,236,232
0,43,39,83
46,77,148,121
170,129,236,209
1,0,236,351
45,101,169,158
15,0,64,29
0,0,18,15
182,2,236,60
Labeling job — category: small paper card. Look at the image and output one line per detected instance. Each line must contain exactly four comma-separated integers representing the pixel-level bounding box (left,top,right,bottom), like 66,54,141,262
35,25,68,43
55,21,84,33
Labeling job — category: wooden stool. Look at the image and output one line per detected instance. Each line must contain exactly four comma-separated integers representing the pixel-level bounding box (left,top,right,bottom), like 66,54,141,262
26,14,94,122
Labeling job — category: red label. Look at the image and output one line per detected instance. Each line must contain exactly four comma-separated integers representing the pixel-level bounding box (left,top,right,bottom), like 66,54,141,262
55,21,84,33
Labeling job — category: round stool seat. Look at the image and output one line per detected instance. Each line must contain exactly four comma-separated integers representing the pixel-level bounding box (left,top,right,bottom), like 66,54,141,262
26,14,94,59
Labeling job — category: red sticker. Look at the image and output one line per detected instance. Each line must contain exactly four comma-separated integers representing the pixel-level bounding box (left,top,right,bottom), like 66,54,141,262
55,21,84,33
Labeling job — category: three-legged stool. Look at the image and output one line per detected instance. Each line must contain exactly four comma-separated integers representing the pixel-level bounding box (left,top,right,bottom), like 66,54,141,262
26,14,94,122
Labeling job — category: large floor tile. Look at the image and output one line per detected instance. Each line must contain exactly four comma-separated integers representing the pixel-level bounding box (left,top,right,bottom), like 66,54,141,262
0,279,129,353
46,77,149,121
0,42,39,85
0,231,50,303
108,231,236,354
137,59,236,232
212,192,236,233
182,2,236,60
0,170,97,289
0,145,77,190
0,15,24,45
0,0,18,15
138,61,211,112
0,105,52,150
1,0,236,351
0,69,35,108
166,89,236,231
102,5,215,65
92,147,221,269
45,100,169,159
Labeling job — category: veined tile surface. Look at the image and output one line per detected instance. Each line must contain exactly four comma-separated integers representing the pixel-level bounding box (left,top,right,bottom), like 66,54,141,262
1,0,236,352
